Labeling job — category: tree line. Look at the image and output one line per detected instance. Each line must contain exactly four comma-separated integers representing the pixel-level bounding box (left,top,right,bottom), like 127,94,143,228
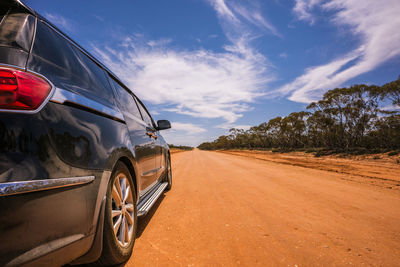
168,144,194,151
198,77,400,154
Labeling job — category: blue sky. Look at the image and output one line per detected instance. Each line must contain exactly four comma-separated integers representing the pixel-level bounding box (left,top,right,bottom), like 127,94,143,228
25,0,400,146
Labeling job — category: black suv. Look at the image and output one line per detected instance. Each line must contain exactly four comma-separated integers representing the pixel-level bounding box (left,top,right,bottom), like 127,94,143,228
0,1,172,266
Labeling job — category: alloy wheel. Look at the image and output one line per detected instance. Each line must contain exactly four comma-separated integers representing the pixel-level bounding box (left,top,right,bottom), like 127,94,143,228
111,173,134,247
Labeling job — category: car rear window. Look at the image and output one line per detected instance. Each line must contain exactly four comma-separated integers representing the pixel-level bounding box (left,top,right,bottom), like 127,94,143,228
0,2,35,52
28,20,116,107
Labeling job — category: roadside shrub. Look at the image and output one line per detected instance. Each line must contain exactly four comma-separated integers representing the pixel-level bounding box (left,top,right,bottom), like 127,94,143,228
197,77,400,153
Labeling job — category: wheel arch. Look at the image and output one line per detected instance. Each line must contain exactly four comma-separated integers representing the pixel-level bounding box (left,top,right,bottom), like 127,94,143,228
117,156,138,201
71,150,139,265
103,146,139,202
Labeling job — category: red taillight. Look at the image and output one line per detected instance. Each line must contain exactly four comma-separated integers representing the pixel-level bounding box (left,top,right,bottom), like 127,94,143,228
0,68,51,110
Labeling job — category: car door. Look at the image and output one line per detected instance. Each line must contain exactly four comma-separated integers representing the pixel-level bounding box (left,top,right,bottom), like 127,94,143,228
135,100,163,182
108,77,158,192
153,131,165,178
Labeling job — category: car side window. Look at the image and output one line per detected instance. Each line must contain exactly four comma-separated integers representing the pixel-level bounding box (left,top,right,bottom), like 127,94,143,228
136,100,154,127
109,77,141,119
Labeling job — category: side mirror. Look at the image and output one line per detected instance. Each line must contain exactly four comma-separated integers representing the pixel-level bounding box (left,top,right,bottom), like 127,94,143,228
157,120,171,130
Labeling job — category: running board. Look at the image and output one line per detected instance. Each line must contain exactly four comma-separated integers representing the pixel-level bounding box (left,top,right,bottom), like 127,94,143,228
137,182,168,216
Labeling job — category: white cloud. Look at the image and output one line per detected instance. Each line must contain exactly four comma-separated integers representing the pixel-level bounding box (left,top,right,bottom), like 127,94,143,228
92,0,277,124
150,110,160,115
169,122,206,134
93,37,271,123
229,2,281,37
147,38,172,47
161,122,207,146
293,0,322,24
43,13,73,33
232,124,252,130
280,0,400,103
209,0,281,39
209,0,238,24
381,105,400,111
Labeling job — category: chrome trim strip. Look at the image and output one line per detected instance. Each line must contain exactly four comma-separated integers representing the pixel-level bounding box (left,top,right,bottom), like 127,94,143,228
27,16,37,55
122,111,148,127
50,87,125,122
0,63,25,71
0,65,56,114
142,167,160,177
15,0,37,16
0,176,95,197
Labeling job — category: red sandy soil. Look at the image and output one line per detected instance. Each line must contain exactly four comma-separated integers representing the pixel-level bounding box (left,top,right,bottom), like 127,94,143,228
126,149,400,266
218,150,400,190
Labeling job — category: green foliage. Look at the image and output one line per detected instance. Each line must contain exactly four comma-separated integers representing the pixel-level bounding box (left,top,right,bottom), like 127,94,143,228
197,76,400,153
388,151,399,156
168,144,194,150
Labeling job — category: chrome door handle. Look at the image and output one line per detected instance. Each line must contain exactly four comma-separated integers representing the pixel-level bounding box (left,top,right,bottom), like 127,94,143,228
146,132,158,139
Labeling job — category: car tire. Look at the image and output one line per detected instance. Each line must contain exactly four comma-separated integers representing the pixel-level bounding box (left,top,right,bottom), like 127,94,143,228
97,162,137,266
165,155,172,191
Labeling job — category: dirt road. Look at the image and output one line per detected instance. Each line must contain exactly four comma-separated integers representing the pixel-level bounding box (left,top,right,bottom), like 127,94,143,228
127,149,400,266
